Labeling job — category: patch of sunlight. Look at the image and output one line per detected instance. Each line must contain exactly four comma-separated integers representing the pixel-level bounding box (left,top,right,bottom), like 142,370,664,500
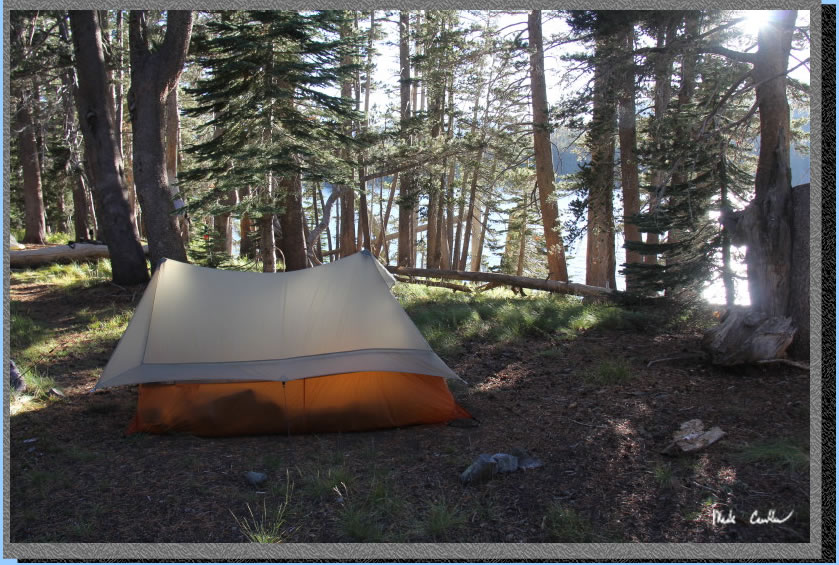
611,418,635,437
716,466,737,485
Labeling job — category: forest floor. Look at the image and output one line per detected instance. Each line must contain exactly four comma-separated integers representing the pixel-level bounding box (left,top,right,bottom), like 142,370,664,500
8,261,811,545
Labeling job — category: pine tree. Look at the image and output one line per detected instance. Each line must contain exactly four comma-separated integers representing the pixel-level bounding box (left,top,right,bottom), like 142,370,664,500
183,10,361,271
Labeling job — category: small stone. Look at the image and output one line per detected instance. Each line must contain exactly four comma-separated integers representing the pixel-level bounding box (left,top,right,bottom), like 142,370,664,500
568,402,578,409
245,471,267,486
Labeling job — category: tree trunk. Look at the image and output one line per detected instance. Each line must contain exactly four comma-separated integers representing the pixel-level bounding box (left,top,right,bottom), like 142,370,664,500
15,86,47,244
339,17,356,258
238,185,255,259
617,20,641,288
586,35,617,290
71,170,90,240
165,87,189,246
528,10,568,281
278,172,308,271
459,148,482,271
643,21,676,265
373,172,397,258
397,12,415,267
69,10,148,285
746,10,797,318
128,10,191,269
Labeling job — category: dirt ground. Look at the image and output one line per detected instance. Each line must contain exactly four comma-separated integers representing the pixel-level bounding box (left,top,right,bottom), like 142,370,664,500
8,276,811,544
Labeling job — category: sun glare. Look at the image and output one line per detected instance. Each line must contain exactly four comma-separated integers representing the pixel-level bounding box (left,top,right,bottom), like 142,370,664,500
738,10,772,30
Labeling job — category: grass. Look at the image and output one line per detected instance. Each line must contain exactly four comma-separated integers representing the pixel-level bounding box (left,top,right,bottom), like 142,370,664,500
732,439,809,472
231,476,294,543
303,466,354,499
583,359,633,385
11,259,113,288
424,499,465,540
544,502,594,542
395,285,656,356
653,462,676,489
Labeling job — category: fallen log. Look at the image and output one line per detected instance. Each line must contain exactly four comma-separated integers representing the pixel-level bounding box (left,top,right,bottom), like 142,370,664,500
393,275,472,293
10,243,150,268
385,266,615,299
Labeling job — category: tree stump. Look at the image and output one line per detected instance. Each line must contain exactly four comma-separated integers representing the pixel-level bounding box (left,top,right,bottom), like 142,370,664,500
702,307,796,366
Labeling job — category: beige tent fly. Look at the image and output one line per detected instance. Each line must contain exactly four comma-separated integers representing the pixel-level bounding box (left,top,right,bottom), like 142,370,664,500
97,251,470,436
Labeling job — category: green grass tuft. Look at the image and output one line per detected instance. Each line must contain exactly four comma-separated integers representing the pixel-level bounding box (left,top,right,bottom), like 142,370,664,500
231,476,294,543
732,439,809,472
545,502,594,542
424,499,465,540
583,359,633,385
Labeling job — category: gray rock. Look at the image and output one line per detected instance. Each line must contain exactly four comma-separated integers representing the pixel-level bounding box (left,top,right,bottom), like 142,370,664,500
10,360,25,392
245,471,267,486
491,453,519,473
511,447,544,470
460,454,496,485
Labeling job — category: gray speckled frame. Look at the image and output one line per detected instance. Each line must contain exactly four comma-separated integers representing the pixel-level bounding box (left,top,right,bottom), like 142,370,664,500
3,1,825,561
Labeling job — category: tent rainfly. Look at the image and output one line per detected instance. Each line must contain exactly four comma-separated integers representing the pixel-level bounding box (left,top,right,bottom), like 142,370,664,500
97,251,470,436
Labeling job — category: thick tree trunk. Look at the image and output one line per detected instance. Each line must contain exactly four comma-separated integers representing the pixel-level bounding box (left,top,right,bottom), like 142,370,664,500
71,170,90,240
278,173,308,271
617,20,641,288
528,10,568,281
15,87,47,244
746,10,797,319
69,10,148,285
128,10,191,269
586,36,617,290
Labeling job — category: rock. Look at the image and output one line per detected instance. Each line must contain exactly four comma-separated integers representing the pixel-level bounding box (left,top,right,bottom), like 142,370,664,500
460,454,497,485
661,419,726,455
245,471,267,486
511,447,544,470
10,361,25,392
491,453,519,473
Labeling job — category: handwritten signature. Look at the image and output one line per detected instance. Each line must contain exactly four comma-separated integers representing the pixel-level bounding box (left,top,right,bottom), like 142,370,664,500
711,508,794,526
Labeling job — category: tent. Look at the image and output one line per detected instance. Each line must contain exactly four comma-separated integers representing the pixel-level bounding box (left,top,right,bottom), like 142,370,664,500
97,251,470,436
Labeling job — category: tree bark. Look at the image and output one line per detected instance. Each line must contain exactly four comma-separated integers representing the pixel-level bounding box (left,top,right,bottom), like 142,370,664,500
338,17,356,258
746,10,797,318
528,10,568,281
278,172,308,271
15,86,47,244
69,10,148,284
616,20,641,288
586,35,617,290
373,172,397,258
397,12,415,267
238,185,255,259
128,10,192,269
643,21,676,265
165,87,189,246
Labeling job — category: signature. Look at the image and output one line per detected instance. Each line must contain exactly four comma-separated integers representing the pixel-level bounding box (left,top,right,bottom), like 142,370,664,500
711,508,794,526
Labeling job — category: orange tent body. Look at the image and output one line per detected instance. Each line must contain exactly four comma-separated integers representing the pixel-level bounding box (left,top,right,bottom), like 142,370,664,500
128,372,470,437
